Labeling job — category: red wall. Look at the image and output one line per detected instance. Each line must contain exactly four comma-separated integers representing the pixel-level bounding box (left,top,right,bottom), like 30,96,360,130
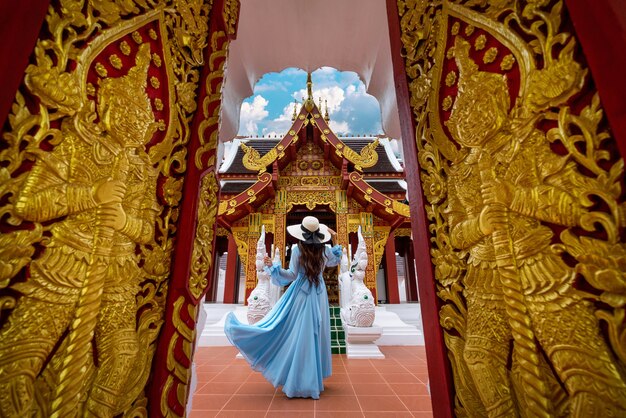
0,1,50,128
565,0,626,157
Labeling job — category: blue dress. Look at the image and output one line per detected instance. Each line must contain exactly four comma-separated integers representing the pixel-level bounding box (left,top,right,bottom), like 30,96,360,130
224,244,342,399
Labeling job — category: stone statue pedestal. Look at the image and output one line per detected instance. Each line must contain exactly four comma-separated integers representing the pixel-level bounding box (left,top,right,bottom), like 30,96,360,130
343,324,384,359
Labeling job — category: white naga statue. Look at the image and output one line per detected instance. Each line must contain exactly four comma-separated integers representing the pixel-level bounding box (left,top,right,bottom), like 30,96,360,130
340,226,375,327
247,226,281,324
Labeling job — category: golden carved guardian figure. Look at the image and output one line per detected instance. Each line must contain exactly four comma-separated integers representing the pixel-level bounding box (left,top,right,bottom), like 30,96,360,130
445,36,626,417
0,44,160,417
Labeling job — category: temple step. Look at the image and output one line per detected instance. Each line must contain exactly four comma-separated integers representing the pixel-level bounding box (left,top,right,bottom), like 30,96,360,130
329,305,346,354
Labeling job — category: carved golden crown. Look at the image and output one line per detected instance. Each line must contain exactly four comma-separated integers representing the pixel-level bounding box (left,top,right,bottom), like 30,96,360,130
97,43,154,118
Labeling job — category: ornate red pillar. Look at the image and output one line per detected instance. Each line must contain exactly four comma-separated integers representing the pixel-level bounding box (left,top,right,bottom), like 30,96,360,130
223,234,239,303
386,1,454,416
149,0,240,416
384,232,400,304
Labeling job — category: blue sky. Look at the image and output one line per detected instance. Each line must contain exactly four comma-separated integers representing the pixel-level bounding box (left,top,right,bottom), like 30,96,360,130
237,67,385,137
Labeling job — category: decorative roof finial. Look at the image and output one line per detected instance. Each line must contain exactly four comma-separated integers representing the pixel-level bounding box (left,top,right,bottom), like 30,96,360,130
291,99,298,121
324,99,330,122
304,72,314,112
318,97,322,111
306,72,313,99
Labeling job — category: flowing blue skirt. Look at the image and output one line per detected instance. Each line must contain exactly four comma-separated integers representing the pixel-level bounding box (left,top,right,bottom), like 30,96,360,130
224,276,332,399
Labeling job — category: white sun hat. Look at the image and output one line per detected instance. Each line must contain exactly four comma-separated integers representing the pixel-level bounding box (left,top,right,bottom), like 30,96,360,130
287,216,331,244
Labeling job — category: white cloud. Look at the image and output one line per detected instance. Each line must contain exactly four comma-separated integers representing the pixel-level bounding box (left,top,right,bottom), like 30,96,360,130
330,120,350,134
261,102,301,136
254,81,291,93
239,95,269,135
292,86,346,114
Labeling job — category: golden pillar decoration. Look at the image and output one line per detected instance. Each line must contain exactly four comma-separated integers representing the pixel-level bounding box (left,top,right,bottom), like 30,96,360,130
373,226,390,282
160,296,198,416
274,190,287,264
245,213,263,295
0,1,210,417
195,29,229,170
335,190,349,249
189,172,219,299
397,0,626,416
232,227,249,268
359,212,377,296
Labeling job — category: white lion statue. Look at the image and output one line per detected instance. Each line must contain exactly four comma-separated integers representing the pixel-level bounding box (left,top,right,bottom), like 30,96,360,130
340,226,375,327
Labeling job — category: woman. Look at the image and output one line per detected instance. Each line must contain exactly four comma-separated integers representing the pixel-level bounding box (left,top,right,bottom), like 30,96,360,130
224,216,342,399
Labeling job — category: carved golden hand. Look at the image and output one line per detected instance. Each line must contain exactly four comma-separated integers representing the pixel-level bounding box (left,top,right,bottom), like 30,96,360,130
93,179,127,205
480,179,514,206
98,203,127,230
479,205,508,235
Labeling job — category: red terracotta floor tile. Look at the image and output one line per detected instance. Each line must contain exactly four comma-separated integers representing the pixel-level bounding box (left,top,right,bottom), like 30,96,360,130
363,412,413,418
235,381,276,395
372,364,410,373
324,372,351,383
352,383,395,396
412,373,431,384
316,395,361,411
382,373,422,384
222,394,274,411
399,395,433,412
332,364,348,374
344,364,375,373
266,412,315,418
190,345,433,416
412,412,435,418
200,364,229,373
323,382,356,396
315,413,365,418
188,410,219,418
269,395,315,411
212,371,250,383
370,358,401,366
357,395,409,412
216,411,267,418
315,409,364,418
246,372,270,382
196,382,242,395
196,371,218,382
191,394,232,411
348,372,385,384
388,382,430,396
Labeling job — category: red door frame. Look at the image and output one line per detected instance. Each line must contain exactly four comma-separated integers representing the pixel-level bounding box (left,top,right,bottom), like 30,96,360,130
385,2,455,416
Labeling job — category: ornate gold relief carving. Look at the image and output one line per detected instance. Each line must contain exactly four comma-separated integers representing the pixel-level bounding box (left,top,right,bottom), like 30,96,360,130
161,296,197,417
223,0,240,36
398,0,626,416
285,191,337,213
232,228,249,270
342,138,379,171
373,227,390,279
189,172,219,299
241,143,279,173
0,1,209,417
278,175,341,189
195,30,228,169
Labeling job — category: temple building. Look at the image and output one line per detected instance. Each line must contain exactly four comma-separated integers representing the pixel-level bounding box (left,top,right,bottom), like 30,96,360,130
207,76,416,306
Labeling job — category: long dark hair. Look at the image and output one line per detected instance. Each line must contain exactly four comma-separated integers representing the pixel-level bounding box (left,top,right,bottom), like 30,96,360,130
298,242,327,286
